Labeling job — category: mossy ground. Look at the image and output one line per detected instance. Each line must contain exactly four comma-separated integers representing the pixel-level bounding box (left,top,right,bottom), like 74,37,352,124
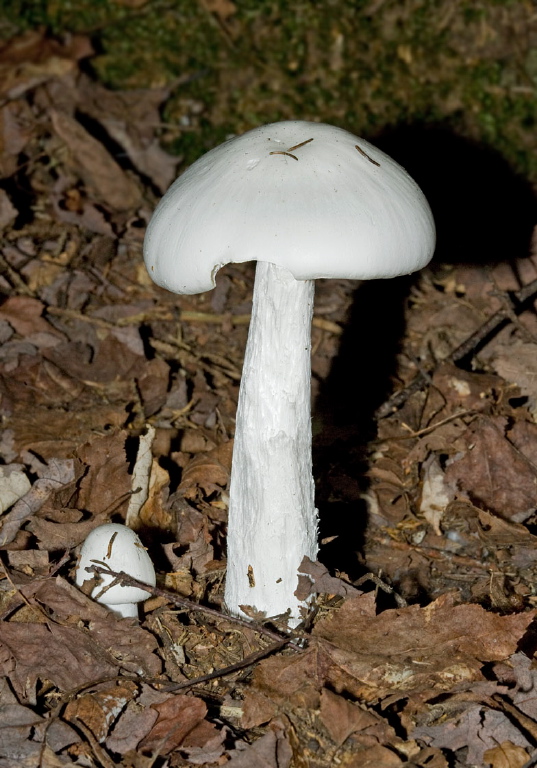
2,0,536,181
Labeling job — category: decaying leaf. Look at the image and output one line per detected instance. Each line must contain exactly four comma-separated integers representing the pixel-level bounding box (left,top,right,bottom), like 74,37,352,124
178,440,232,499
444,416,537,522
483,741,531,768
226,720,292,768
413,707,533,766
137,694,217,755
50,110,142,211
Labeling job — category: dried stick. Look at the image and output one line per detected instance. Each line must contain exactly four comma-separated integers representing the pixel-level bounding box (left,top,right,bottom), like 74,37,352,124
88,565,305,651
376,276,537,419
160,638,289,692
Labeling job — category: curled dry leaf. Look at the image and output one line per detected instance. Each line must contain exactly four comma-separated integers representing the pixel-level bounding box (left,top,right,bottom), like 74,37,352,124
295,556,366,602
178,440,232,499
413,707,532,766
64,681,138,743
0,457,75,546
483,741,531,768
50,110,142,211
319,687,396,747
138,694,217,755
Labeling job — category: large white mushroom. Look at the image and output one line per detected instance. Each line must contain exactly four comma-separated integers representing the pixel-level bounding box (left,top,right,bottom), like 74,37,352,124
144,120,435,625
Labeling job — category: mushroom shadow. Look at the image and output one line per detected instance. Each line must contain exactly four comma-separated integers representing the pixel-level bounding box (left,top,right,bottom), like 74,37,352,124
313,122,537,581
374,123,537,267
313,274,413,578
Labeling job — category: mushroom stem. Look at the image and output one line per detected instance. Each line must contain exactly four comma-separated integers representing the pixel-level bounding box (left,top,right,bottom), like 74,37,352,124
224,261,318,624
109,602,139,619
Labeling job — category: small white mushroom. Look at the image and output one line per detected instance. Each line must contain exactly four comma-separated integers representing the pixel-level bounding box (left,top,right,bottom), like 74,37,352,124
144,120,435,625
75,523,156,618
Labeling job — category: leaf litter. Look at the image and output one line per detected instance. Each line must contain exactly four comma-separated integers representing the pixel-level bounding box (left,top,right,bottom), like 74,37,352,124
1,27,537,768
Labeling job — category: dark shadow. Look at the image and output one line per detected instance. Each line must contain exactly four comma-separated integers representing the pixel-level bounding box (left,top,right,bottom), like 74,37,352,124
313,275,412,579
373,123,537,266
313,122,537,585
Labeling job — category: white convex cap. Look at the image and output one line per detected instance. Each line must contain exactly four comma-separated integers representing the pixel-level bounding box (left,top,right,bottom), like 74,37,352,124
75,523,156,619
144,120,435,294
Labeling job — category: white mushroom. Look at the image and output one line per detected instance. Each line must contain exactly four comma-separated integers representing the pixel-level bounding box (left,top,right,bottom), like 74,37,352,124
75,523,156,618
144,120,435,625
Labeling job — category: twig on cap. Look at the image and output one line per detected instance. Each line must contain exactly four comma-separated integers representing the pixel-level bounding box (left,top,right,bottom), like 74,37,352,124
269,151,299,160
270,137,314,161
287,137,314,152
355,143,381,166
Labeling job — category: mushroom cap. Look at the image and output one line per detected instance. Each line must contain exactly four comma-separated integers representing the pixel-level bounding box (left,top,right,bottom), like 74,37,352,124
75,523,156,607
144,120,435,294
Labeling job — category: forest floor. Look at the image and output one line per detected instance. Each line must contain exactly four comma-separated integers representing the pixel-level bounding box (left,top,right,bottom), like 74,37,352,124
2,27,537,768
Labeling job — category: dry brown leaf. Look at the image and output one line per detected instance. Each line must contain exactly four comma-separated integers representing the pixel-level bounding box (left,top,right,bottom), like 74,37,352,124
139,460,172,531
67,431,133,519
241,689,279,729
178,440,232,499
137,357,170,417
413,707,532,766
491,342,537,401
105,700,158,754
444,416,537,522
138,694,212,754
0,101,35,178
0,457,76,546
315,592,533,665
483,741,531,768
0,190,17,229
252,642,337,711
227,719,292,768
295,557,367,602
23,577,161,679
0,296,64,339
2,404,129,460
255,593,535,709
507,418,537,467
75,74,178,192
50,109,141,211
0,677,45,764
0,621,118,702
64,681,137,742
0,30,92,100
319,687,395,747
340,744,403,767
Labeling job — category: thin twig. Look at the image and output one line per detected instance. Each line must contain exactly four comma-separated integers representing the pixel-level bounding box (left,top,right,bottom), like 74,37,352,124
160,638,290,692
46,305,342,334
287,138,314,152
269,151,298,160
376,409,473,441
353,572,407,607
73,717,117,768
355,143,380,166
376,276,537,419
87,565,305,650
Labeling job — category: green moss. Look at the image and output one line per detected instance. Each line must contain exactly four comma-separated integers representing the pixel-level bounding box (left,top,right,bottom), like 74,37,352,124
1,0,536,187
